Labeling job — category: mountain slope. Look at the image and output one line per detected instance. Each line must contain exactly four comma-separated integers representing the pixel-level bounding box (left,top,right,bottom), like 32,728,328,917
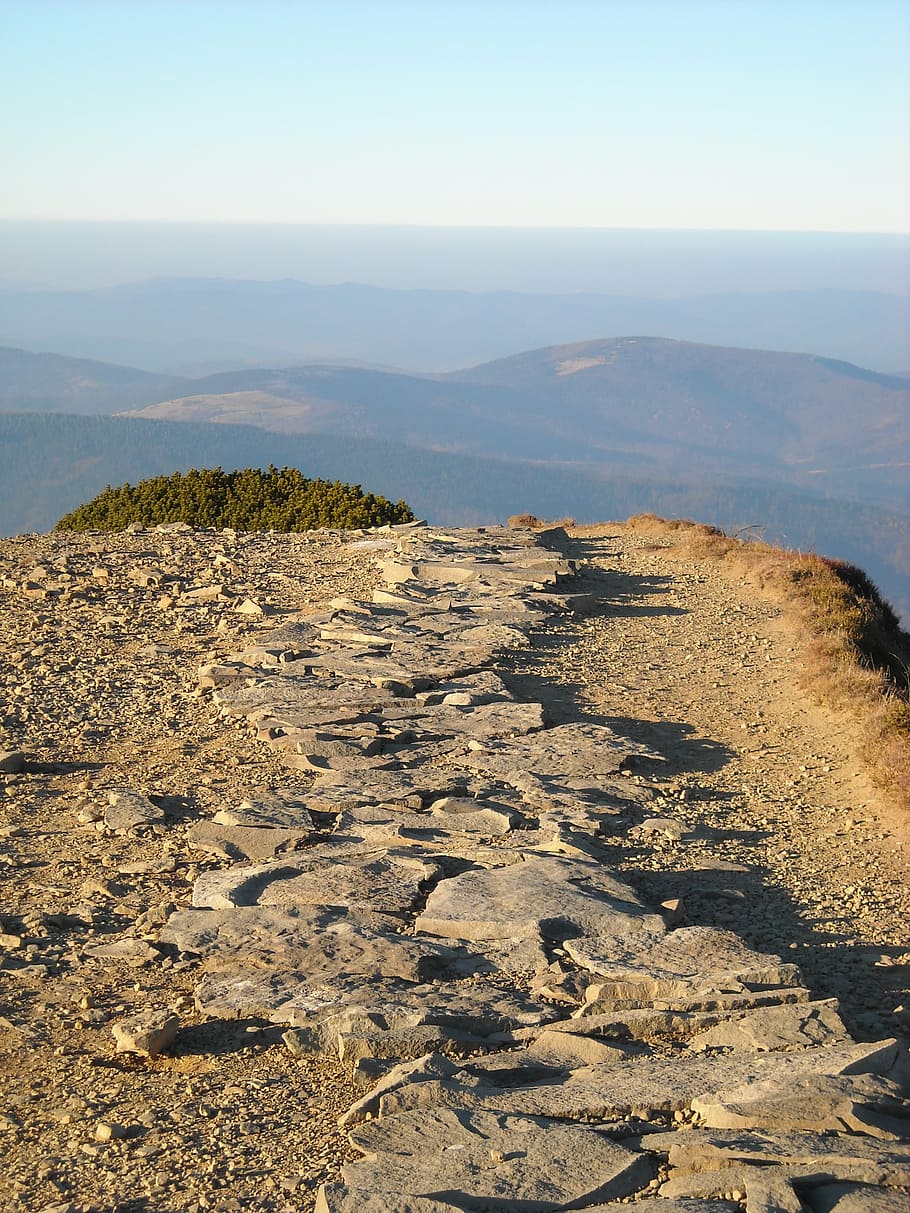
3,335,907,513
119,336,910,511
0,345,183,414
451,336,910,493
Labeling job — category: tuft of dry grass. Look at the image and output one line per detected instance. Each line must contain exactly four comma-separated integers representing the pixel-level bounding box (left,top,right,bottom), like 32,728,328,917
619,514,910,812
508,513,576,531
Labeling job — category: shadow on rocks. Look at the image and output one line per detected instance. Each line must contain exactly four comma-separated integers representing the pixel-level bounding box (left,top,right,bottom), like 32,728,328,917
614,863,906,1042
580,567,689,618
172,1018,284,1057
504,634,735,775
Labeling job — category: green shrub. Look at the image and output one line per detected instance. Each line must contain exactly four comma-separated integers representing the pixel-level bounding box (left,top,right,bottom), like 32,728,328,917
54,466,415,532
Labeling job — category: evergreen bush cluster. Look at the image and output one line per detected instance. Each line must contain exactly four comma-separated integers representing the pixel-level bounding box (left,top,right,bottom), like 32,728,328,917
54,466,415,532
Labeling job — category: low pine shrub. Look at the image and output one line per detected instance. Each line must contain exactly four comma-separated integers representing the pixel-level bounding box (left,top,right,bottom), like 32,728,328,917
54,466,415,532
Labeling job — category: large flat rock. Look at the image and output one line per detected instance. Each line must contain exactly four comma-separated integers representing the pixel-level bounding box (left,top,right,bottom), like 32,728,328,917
161,904,483,1020
687,999,847,1054
461,722,666,778
191,849,440,915
340,1107,652,1211
577,925,802,1003
648,1127,910,1186
376,1039,905,1124
415,855,664,975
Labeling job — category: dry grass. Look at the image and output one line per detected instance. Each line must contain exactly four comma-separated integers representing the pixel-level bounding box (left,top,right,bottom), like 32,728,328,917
617,514,910,812
508,513,577,531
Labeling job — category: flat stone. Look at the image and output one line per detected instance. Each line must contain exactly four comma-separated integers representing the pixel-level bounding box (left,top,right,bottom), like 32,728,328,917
416,671,513,706
191,850,440,915
186,821,310,862
809,1183,910,1212
310,768,474,811
103,789,165,831
524,1028,628,1068
162,907,480,1020
648,1128,910,1187
659,1166,802,1208
213,791,315,830
340,1107,652,1209
335,1053,462,1123
288,984,558,1074
215,679,403,725
377,1039,904,1123
461,722,666,778
687,999,847,1054
578,925,802,1002
415,855,664,975
691,1069,910,1139
85,938,160,964
428,797,516,835
234,597,265,615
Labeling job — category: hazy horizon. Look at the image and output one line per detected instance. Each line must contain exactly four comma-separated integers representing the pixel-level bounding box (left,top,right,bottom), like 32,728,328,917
2,222,908,296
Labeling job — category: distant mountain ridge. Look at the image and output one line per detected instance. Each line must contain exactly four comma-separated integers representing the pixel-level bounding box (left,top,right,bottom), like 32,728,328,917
0,277,907,373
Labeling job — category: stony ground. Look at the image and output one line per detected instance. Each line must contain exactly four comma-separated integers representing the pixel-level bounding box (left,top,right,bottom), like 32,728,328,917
0,527,378,1213
0,520,907,1213
518,525,910,1042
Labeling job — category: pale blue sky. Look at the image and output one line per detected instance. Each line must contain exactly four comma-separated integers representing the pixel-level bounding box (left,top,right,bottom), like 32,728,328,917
3,0,909,231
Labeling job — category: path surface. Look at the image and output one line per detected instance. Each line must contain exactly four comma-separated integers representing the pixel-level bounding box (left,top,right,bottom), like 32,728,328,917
514,526,910,1040
0,520,906,1213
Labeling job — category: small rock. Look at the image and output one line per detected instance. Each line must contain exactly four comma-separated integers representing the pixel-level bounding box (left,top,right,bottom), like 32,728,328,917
0,750,25,774
94,1121,126,1142
112,1010,180,1057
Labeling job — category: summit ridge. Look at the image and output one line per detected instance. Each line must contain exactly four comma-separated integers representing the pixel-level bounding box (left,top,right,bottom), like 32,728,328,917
0,520,906,1210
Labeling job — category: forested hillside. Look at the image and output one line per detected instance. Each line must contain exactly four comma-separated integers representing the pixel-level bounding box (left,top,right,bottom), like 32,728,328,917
2,412,907,621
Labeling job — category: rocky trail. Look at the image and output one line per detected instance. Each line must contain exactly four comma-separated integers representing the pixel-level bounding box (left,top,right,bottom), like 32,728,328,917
0,520,907,1213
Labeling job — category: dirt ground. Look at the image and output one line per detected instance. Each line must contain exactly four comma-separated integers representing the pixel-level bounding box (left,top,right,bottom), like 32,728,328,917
534,525,909,1039
0,521,906,1213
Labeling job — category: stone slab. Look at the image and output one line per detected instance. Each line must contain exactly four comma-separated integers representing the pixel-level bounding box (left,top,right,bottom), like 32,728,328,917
578,925,802,1003
191,850,440,916
691,1069,910,1140
376,1039,904,1123
809,1184,910,1212
415,855,664,977
460,722,666,779
186,821,310,862
645,1128,910,1186
687,999,847,1054
213,791,315,830
342,1107,652,1210
104,789,165,831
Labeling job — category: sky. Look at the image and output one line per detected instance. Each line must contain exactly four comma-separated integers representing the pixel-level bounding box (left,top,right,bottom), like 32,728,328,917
3,0,909,234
